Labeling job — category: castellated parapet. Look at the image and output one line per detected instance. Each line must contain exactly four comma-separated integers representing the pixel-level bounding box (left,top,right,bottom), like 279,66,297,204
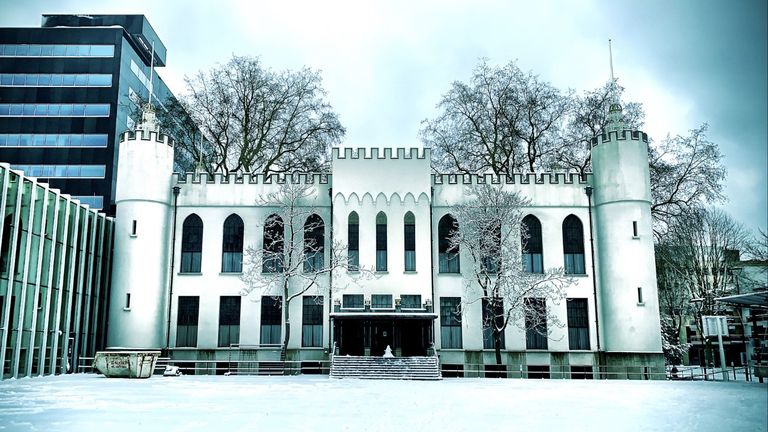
590,129,649,147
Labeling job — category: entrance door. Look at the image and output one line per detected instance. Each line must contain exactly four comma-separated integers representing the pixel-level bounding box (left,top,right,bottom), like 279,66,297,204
337,320,365,356
370,321,393,356
400,320,427,356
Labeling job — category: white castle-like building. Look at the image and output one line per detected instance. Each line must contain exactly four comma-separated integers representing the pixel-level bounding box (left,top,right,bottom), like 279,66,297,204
105,109,664,378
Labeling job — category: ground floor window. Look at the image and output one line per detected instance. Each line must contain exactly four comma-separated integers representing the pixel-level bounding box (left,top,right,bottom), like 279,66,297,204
482,298,505,350
567,298,590,350
176,296,199,347
302,296,323,347
440,297,462,349
218,296,241,347
260,296,281,345
525,298,548,350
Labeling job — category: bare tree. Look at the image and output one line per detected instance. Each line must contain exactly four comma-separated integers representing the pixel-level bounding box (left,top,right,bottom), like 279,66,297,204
556,82,645,176
423,59,727,238
656,208,749,337
422,59,570,175
448,184,572,365
240,181,368,358
649,125,727,238
168,55,344,175
744,229,768,262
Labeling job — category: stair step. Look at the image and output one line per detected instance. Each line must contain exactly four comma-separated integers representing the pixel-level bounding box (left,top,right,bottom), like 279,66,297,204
330,356,441,381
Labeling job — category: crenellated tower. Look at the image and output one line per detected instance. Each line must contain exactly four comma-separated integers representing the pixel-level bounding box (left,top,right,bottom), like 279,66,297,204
107,107,175,349
591,67,663,366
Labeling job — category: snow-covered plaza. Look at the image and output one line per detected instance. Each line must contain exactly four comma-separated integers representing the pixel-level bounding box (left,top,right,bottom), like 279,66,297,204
0,375,765,432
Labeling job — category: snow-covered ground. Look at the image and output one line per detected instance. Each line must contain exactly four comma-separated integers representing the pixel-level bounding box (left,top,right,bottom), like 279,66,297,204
0,374,765,432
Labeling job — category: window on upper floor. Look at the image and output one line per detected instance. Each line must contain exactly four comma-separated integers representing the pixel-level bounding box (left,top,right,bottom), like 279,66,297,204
376,212,387,271
562,215,586,275
222,214,244,273
180,214,203,273
438,214,460,273
371,294,393,309
522,215,544,273
0,44,114,58
347,212,359,271
303,214,324,273
404,212,416,271
400,294,421,309
262,214,284,273
342,294,364,309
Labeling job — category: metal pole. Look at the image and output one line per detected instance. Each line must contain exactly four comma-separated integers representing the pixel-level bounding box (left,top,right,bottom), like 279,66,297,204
717,318,728,381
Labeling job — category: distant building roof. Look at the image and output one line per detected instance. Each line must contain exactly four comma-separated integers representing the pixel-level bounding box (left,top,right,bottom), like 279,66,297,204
41,14,166,66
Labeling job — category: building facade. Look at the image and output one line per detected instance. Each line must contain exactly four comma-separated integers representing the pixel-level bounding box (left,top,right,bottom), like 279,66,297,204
0,14,178,213
107,120,665,378
0,163,113,379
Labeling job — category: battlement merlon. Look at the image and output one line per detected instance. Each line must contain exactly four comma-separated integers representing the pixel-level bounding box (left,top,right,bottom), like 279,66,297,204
119,130,174,148
173,171,331,185
590,129,648,147
432,172,591,186
332,147,429,160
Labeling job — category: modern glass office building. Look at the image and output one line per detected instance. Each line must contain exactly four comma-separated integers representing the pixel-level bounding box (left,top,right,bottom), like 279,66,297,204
0,163,113,379
0,14,178,214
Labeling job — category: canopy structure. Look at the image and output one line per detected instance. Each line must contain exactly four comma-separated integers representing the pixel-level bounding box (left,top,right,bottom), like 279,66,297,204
715,291,768,308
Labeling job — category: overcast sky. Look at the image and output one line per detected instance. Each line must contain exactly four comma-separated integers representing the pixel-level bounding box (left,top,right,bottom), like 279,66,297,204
1,0,766,234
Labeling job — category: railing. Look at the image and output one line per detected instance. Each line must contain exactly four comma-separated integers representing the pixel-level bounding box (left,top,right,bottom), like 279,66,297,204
74,356,762,381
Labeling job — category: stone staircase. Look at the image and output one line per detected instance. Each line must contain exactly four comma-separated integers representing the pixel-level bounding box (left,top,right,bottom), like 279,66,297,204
330,355,442,380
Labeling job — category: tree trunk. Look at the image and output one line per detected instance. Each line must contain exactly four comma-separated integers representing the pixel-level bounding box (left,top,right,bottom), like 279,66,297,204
494,330,502,365
282,296,291,361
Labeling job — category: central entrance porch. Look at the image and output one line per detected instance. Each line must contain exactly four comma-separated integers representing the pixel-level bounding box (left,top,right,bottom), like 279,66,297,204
332,313,436,357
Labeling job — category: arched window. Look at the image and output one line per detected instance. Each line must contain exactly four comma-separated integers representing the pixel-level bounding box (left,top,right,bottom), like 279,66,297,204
522,215,543,273
438,214,459,273
181,214,203,273
304,214,325,272
262,214,284,273
404,212,415,272
222,214,244,273
376,212,387,271
562,215,585,274
347,212,359,271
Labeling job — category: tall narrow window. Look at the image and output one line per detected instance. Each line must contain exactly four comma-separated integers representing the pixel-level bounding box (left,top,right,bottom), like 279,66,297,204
637,287,644,304
218,296,241,347
176,296,199,347
376,212,387,271
438,214,459,273
302,296,323,347
522,215,543,273
303,214,324,272
131,220,137,236
525,298,548,350
440,297,462,349
263,214,284,273
260,296,282,345
347,212,359,271
482,298,505,349
181,214,203,273
481,223,501,274
222,214,244,273
562,215,585,274
567,298,590,350
404,212,416,271
632,221,639,237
